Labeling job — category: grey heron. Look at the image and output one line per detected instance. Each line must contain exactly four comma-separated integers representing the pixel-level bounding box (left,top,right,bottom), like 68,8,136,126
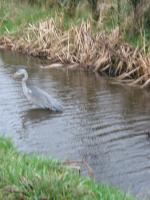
13,69,63,112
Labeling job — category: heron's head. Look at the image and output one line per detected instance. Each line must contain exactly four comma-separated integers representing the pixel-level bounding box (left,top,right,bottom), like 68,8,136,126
13,69,27,79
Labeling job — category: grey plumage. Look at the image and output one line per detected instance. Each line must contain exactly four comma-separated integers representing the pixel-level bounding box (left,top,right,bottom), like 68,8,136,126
13,69,63,112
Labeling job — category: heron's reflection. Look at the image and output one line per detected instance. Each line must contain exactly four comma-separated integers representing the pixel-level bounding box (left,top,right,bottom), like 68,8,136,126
22,108,60,127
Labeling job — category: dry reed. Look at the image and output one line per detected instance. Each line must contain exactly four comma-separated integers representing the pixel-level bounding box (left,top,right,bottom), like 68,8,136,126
0,19,150,87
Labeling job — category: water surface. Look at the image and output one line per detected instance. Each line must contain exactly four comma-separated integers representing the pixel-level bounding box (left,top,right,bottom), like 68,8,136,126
1,50,150,199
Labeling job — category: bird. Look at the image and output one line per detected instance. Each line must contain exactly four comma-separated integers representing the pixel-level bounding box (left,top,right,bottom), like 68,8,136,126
13,69,63,112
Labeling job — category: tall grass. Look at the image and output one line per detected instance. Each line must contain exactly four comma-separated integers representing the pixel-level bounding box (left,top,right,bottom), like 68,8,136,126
0,0,61,35
0,0,93,36
0,137,136,200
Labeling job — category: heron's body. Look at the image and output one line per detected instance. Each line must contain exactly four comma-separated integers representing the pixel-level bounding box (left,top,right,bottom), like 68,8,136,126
14,69,63,112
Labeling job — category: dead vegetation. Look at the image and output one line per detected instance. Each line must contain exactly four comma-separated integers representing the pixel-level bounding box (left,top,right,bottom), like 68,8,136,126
63,159,95,179
0,19,150,87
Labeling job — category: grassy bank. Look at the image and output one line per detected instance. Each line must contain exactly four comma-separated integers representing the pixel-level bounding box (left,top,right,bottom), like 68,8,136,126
0,137,135,200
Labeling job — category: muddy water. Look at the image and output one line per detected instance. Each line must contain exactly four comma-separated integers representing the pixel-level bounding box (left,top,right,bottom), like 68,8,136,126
1,50,150,198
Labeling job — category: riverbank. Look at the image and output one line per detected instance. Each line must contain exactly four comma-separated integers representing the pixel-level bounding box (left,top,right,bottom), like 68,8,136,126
0,137,135,200
0,0,150,88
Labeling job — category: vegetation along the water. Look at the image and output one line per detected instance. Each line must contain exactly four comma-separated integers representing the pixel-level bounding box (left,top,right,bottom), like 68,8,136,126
0,136,136,200
1,0,150,87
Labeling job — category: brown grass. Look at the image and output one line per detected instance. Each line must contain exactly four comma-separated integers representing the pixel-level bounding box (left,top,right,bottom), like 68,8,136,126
0,19,150,88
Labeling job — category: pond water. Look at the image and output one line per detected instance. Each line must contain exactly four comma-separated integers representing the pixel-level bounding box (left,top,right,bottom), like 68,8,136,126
0,50,150,199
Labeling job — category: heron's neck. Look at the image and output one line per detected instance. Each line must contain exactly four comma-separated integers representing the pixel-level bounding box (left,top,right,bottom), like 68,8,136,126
22,72,28,95
22,72,28,82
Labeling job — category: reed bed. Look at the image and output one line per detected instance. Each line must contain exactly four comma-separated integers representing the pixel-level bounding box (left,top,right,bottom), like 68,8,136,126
0,19,150,88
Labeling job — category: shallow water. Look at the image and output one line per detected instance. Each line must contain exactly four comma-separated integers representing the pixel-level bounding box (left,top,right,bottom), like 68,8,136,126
1,50,150,198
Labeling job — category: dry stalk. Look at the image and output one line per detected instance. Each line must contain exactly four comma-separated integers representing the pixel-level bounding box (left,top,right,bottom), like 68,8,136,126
141,77,150,88
63,159,94,179
117,67,140,80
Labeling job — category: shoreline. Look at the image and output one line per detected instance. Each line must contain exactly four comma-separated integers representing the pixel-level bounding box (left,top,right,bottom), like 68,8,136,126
0,136,135,200
0,19,150,88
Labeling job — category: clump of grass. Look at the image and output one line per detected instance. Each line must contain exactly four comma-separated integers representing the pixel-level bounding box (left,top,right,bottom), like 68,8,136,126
0,137,135,200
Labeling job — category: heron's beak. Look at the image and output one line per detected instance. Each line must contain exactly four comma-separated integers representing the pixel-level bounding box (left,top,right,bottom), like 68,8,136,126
13,72,21,79
13,73,17,79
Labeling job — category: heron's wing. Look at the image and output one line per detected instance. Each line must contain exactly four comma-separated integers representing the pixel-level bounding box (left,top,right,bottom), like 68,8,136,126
28,86,63,111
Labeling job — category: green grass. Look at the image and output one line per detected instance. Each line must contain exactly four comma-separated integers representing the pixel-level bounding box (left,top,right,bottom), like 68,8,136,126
0,0,92,36
0,0,62,35
0,137,136,200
